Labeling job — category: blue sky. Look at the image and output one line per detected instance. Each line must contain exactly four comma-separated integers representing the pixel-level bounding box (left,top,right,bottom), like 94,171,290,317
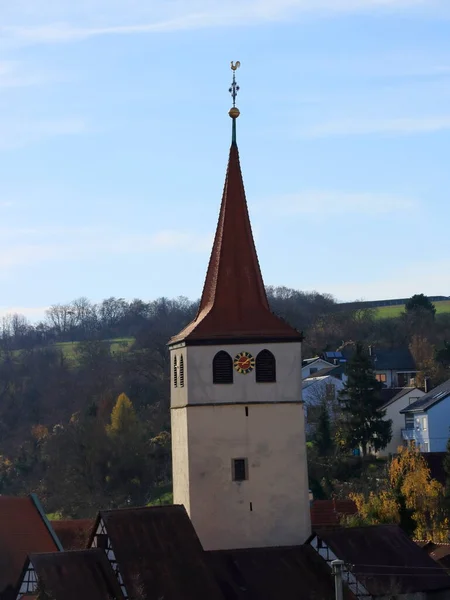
1,0,450,320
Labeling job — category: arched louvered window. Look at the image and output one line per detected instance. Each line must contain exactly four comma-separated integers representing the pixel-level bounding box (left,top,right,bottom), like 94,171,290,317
256,349,276,383
179,355,185,387
213,351,233,384
173,355,178,388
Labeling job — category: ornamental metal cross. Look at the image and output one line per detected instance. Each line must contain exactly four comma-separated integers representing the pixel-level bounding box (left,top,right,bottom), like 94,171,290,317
229,61,241,107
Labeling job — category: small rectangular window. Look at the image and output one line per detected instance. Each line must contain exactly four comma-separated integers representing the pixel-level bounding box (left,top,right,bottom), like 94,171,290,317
376,373,387,383
232,458,248,482
422,417,427,431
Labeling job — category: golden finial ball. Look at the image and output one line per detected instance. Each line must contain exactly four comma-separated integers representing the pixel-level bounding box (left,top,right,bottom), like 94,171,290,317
229,107,240,119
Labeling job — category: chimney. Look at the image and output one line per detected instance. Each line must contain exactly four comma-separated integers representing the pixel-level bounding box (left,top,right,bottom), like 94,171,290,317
424,377,431,394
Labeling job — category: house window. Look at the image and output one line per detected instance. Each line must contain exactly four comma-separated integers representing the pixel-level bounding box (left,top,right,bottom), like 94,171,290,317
256,349,276,383
179,355,185,387
96,533,108,549
423,442,429,452
405,414,414,429
422,417,427,431
310,367,317,375
232,458,248,481
173,355,178,388
213,351,233,384
376,373,387,383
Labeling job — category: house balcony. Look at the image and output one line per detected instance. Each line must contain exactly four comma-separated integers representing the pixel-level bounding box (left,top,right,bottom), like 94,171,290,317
401,429,418,441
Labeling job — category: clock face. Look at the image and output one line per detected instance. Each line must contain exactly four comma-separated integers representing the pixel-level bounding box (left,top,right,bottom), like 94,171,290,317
234,351,255,374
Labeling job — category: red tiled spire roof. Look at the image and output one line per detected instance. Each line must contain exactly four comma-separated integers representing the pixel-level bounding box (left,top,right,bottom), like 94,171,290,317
169,140,302,345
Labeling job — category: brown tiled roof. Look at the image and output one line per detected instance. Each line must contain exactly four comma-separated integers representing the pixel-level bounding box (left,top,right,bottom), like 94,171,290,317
314,524,450,595
310,499,357,529
208,544,355,600
94,505,225,600
51,519,94,550
27,549,125,600
0,495,59,594
169,142,302,345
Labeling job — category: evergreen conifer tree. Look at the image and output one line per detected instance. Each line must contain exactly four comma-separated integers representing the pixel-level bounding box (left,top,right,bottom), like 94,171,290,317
313,400,334,456
339,343,392,456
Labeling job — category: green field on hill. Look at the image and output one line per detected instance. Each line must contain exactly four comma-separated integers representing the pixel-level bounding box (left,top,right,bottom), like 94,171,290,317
54,337,134,362
375,300,450,319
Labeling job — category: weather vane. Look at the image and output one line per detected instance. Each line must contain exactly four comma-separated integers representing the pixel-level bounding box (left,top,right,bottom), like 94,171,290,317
228,61,241,127
229,61,241,108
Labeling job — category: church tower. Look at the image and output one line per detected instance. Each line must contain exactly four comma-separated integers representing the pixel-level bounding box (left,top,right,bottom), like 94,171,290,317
169,62,311,551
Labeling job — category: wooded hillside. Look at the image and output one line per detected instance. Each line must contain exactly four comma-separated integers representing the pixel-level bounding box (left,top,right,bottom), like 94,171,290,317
1,288,449,517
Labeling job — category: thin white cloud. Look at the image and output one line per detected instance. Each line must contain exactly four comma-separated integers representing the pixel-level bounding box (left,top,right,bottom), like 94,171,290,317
0,118,87,150
264,191,418,215
0,61,60,88
0,227,212,271
304,115,450,138
0,0,438,46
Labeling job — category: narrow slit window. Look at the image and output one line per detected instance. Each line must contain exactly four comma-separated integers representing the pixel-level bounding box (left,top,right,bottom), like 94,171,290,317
173,355,178,388
179,355,185,387
232,458,248,482
213,351,233,384
256,349,276,383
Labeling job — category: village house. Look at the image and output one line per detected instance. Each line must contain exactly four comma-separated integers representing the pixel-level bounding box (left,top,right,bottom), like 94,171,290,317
400,378,450,452
302,357,335,378
16,549,124,600
0,494,62,600
370,346,418,388
309,524,450,600
377,387,425,456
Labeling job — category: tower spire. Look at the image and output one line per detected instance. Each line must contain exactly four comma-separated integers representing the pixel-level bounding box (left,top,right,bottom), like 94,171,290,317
228,61,241,144
169,62,302,346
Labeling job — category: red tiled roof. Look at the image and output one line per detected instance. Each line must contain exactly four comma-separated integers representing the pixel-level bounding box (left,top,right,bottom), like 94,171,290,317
51,519,94,550
27,549,125,600
0,496,59,593
310,499,357,529
169,142,302,345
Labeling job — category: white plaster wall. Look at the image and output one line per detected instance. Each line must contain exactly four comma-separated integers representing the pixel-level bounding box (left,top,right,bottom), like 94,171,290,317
378,388,425,457
178,402,311,550
172,342,302,407
171,407,190,515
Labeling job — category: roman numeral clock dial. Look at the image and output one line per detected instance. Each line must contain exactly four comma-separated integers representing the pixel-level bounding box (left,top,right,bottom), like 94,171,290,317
233,351,255,374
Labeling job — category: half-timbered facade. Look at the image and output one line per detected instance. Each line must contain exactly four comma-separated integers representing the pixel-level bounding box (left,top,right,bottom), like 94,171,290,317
90,517,127,597
309,525,450,600
16,549,124,600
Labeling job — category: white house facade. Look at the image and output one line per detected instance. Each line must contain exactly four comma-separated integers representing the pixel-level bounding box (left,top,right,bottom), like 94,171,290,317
377,387,425,457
